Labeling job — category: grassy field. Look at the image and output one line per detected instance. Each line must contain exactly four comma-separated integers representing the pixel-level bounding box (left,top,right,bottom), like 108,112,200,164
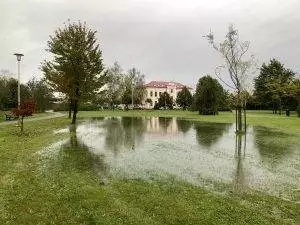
0,110,299,224
0,111,53,123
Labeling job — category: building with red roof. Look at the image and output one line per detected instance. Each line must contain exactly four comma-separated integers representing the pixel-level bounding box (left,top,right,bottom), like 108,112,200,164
143,81,192,108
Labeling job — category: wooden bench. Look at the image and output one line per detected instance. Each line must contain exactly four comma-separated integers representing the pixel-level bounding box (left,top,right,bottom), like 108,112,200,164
5,114,15,121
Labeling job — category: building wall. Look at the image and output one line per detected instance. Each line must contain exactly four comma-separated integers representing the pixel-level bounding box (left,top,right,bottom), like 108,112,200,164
143,85,182,108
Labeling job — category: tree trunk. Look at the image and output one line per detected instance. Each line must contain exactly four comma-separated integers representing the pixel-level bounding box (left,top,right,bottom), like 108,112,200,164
68,101,72,119
237,107,242,132
279,98,282,115
72,99,78,124
243,108,247,132
21,116,24,132
235,108,238,131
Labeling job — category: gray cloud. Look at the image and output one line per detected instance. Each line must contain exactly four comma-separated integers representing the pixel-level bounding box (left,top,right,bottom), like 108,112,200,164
0,0,299,88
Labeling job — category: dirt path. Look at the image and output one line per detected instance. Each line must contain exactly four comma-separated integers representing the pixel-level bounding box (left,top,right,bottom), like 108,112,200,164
0,112,66,127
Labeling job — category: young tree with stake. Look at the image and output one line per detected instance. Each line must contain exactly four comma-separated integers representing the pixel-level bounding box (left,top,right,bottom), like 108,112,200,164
205,25,255,133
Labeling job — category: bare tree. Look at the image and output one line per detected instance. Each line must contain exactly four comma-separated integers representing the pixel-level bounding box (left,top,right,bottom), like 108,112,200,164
205,25,255,133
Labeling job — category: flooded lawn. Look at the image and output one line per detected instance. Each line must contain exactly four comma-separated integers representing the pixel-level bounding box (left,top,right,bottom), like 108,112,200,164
48,117,299,200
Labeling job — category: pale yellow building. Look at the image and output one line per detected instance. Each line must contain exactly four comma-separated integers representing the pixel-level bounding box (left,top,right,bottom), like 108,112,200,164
143,81,192,108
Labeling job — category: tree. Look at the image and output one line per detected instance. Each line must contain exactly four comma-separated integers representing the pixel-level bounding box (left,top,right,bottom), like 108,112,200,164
104,61,125,109
205,25,255,132
121,67,146,108
12,100,36,132
176,86,192,110
287,78,300,117
42,21,106,124
155,92,173,109
0,77,31,109
254,59,295,114
194,76,220,115
27,78,54,112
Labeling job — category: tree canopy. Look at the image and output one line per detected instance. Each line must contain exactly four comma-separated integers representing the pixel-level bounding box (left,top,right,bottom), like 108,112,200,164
176,86,192,110
155,92,173,109
254,59,295,113
121,67,146,107
42,21,106,123
194,76,223,115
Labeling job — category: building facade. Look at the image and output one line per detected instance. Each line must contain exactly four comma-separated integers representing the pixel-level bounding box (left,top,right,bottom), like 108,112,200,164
143,81,192,108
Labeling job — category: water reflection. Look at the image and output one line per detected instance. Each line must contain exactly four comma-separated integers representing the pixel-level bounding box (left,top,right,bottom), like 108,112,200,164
253,126,295,165
49,117,299,199
176,119,193,134
62,125,110,185
233,134,246,193
194,122,230,148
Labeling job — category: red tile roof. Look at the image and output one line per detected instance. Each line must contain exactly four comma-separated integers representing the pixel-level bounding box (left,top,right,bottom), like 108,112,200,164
144,81,192,89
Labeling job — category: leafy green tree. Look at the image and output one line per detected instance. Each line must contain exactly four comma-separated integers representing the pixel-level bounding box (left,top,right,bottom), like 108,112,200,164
121,76,133,108
27,78,54,112
254,59,295,114
194,76,224,115
6,78,31,109
42,21,106,123
176,86,192,110
287,78,300,117
155,92,173,109
121,67,146,108
104,61,125,109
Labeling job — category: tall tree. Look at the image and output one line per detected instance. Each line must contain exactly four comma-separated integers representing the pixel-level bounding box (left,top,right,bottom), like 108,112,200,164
104,61,124,109
176,86,192,110
205,25,255,132
194,76,220,115
254,59,295,114
121,67,146,108
42,21,106,123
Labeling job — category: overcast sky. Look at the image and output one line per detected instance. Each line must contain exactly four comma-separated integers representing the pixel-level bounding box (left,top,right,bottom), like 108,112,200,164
1,0,300,88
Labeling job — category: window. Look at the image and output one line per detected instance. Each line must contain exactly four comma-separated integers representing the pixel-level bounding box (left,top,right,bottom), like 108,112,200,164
150,91,153,97
155,91,157,97
171,89,173,93
159,92,162,97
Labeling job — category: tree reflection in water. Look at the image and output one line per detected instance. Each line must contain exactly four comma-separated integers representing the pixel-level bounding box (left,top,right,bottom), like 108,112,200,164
194,122,230,148
233,134,246,193
62,124,110,185
253,126,294,166
176,119,193,134
158,117,173,132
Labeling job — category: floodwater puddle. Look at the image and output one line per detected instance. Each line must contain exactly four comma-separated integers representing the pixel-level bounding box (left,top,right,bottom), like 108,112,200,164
45,117,299,200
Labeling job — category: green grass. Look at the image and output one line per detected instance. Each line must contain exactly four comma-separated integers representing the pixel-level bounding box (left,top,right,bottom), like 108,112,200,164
0,111,53,123
0,111,299,224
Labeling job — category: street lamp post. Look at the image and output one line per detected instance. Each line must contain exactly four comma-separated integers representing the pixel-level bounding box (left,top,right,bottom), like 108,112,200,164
14,53,24,125
131,80,134,110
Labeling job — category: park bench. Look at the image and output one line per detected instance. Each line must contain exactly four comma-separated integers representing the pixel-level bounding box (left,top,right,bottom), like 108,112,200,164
4,113,15,121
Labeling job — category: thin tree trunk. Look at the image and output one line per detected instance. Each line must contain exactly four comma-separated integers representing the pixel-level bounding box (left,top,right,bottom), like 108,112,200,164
72,99,78,124
235,108,238,132
237,107,242,132
279,98,282,115
68,100,72,119
21,116,24,132
243,108,247,132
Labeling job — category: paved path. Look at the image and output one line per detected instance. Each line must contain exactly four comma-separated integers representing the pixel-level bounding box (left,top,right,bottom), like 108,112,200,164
0,112,66,127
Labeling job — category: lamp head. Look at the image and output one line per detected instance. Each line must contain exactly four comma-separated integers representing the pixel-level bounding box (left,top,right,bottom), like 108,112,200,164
14,53,24,61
